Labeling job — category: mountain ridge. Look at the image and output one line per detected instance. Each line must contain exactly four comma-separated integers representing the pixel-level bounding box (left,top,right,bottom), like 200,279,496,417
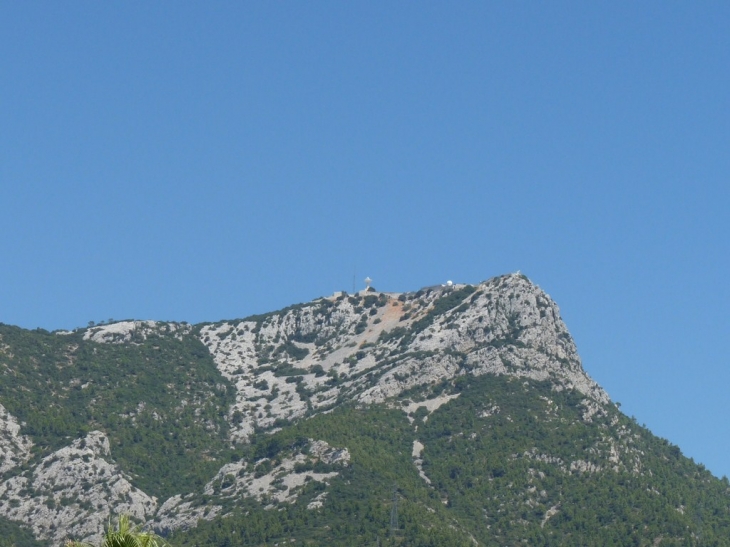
1,273,728,546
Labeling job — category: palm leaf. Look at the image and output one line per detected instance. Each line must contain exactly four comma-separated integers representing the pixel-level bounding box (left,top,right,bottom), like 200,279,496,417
101,515,167,547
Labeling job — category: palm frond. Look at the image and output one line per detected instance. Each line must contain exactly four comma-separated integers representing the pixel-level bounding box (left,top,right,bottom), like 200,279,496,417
99,515,168,547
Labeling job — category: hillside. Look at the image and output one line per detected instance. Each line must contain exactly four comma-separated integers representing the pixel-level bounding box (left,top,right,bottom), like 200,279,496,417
0,273,728,546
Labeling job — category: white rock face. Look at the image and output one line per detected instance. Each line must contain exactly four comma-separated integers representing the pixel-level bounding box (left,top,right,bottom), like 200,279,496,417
0,404,33,473
411,440,431,485
154,438,348,532
308,440,350,466
0,272,619,543
198,273,609,446
202,438,349,505
0,431,157,545
404,275,609,405
154,494,222,535
82,321,191,344
402,394,460,423
196,294,396,441
226,457,338,504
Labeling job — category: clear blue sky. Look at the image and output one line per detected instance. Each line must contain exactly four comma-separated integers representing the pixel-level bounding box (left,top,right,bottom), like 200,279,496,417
2,2,729,478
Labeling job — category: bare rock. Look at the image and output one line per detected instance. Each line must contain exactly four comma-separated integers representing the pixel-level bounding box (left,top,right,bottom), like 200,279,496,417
0,431,156,545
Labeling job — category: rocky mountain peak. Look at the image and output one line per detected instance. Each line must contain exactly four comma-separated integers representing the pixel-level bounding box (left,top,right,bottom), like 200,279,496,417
196,272,608,443
0,272,624,545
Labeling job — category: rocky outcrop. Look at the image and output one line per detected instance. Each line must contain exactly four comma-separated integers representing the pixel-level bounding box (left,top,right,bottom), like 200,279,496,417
0,431,156,545
198,273,609,444
0,272,617,544
153,438,349,533
82,321,191,344
0,404,32,474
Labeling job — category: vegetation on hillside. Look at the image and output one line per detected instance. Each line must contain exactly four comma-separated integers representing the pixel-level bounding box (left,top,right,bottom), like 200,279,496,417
170,405,474,546
0,516,44,547
419,375,730,545
171,375,730,546
2,284,730,546
0,324,235,499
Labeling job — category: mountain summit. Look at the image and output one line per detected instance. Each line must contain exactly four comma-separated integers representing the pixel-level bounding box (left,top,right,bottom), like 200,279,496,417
0,273,728,546
197,272,608,440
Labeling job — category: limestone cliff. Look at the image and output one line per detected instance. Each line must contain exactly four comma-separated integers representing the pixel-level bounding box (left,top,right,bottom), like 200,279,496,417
0,273,627,545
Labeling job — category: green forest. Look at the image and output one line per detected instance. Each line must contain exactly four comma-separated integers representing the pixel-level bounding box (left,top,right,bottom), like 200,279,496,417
0,324,235,499
170,375,730,546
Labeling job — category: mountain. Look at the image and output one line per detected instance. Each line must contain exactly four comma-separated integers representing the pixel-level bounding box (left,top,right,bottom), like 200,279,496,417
1,273,729,546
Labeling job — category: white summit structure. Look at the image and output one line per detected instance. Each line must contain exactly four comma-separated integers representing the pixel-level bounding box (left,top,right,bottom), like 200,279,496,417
364,277,372,290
